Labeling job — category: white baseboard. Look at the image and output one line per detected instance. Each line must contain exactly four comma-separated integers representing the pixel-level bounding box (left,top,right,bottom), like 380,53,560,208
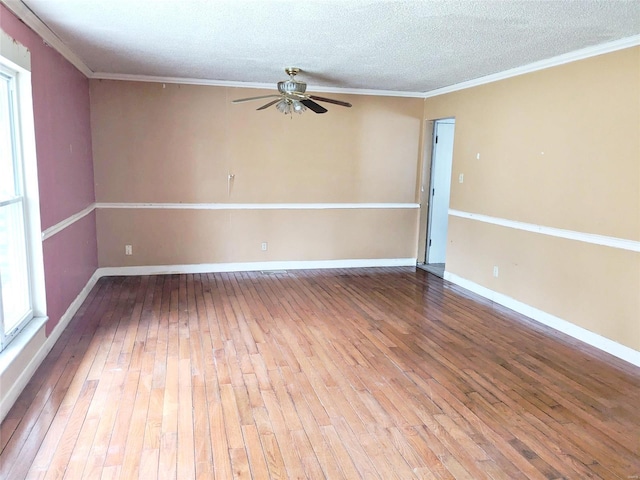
0,270,101,422
443,271,640,368
97,258,417,276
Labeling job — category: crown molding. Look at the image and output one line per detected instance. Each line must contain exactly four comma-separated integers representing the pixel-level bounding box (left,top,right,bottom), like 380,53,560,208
91,72,276,90
424,34,640,99
91,72,425,98
1,0,93,77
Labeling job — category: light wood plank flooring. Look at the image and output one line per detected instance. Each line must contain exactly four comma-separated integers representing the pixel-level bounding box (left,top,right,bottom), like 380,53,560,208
1,268,639,479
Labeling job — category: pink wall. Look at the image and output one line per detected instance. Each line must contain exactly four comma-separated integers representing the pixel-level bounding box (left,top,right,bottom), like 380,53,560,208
1,5,98,334
42,215,97,332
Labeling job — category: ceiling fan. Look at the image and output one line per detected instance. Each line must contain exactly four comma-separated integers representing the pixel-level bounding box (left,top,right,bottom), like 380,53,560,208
232,67,352,115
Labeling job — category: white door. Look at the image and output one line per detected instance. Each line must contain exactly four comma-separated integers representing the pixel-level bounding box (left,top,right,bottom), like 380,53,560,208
426,119,455,265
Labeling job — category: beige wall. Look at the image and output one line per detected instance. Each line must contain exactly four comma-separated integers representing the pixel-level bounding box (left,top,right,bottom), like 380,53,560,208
423,47,640,350
90,80,423,266
96,208,418,266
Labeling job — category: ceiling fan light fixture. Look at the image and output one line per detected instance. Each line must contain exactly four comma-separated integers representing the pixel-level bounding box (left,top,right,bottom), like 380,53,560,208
276,98,306,116
276,98,292,114
292,100,306,114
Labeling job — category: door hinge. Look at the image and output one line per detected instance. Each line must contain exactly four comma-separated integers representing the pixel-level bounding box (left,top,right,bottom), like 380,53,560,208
432,188,435,196
435,135,438,144
429,239,432,246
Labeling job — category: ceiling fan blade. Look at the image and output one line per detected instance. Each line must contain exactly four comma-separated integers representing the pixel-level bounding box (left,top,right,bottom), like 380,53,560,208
309,95,352,108
256,98,281,110
232,94,280,104
300,99,328,114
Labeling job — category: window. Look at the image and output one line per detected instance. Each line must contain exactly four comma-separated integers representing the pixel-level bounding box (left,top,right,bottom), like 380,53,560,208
0,36,44,353
0,64,32,349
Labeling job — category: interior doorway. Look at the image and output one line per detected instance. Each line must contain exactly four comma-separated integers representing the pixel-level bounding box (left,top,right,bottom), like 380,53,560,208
424,118,455,278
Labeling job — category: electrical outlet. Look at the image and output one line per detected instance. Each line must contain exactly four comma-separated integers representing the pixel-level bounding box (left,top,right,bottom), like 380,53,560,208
125,244,132,255
459,173,464,183
261,242,268,251
493,266,499,277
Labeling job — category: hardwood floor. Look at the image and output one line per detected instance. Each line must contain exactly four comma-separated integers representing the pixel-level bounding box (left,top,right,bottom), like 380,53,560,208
1,267,639,479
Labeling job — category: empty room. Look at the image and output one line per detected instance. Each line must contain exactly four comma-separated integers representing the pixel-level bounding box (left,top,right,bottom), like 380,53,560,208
1,0,639,478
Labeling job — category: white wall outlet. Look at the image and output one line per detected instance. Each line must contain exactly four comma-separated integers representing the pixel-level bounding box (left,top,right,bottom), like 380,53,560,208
261,242,268,251
459,173,464,183
125,244,132,255
493,266,499,277
476,153,480,160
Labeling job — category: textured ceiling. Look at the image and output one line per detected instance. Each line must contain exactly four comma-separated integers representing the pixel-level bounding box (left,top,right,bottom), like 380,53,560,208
12,0,640,94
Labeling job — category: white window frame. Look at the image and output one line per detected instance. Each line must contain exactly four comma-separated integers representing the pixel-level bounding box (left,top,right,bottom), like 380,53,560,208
0,64,32,348
0,33,46,353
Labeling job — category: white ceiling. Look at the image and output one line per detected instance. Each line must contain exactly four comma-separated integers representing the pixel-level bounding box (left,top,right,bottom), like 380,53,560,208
8,0,640,95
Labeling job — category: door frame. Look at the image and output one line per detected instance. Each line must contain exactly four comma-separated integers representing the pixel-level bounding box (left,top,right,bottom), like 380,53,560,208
417,117,455,266
426,118,455,265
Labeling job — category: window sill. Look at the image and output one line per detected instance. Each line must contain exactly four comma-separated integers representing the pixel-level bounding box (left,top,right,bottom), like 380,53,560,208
0,315,48,378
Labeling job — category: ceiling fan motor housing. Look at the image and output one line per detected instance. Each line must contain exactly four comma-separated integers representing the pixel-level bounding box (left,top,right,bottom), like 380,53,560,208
277,80,307,95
